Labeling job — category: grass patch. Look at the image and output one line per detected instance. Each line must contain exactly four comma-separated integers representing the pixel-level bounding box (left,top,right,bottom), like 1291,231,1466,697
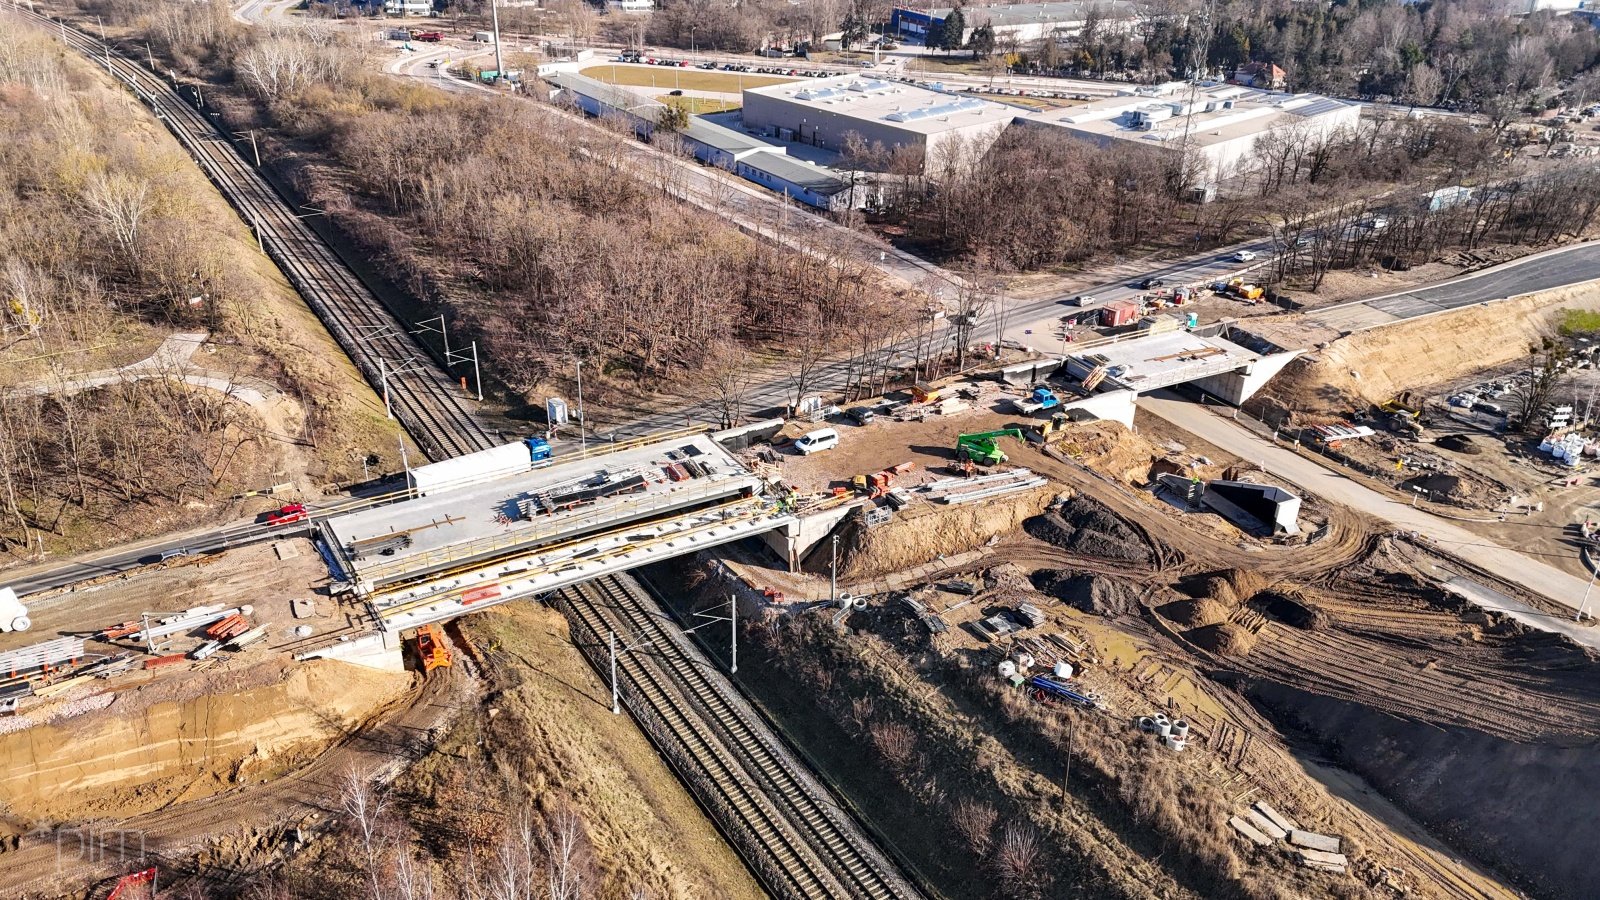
1559,308,1600,335
656,94,740,114
579,64,794,93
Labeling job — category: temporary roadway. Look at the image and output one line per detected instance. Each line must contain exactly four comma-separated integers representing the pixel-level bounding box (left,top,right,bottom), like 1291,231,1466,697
1305,240,1600,333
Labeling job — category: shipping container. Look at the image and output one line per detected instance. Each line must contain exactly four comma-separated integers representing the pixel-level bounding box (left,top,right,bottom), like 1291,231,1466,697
1100,300,1141,328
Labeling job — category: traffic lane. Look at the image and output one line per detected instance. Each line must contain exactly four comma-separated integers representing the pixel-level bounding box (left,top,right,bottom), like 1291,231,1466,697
1411,241,1600,306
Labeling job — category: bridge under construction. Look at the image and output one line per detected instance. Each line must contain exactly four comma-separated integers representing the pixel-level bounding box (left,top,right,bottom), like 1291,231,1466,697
314,429,798,652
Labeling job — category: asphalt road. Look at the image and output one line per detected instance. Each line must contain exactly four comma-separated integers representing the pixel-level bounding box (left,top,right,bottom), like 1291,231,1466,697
1308,240,1600,332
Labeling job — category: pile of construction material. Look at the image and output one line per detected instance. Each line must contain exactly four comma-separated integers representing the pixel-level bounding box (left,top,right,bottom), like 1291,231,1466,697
1136,712,1189,751
1539,432,1594,467
920,469,1047,505
1228,801,1349,875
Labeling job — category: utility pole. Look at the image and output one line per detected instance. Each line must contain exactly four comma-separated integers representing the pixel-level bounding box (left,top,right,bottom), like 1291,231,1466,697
1062,714,1075,802
146,43,155,72
489,0,505,82
248,130,260,167
729,593,737,674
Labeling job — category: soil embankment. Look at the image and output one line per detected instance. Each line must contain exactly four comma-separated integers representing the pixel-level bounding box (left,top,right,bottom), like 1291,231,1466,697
1261,280,1600,415
819,486,1056,580
0,659,412,824
1249,682,1600,900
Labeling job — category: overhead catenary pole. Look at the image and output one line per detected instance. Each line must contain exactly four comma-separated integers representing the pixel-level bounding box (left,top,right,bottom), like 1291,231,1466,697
471,339,483,401
609,629,620,714
830,534,839,602
380,357,392,419
729,593,737,674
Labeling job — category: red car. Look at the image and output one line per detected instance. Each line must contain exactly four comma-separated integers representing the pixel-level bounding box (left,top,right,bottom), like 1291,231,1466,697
266,503,309,527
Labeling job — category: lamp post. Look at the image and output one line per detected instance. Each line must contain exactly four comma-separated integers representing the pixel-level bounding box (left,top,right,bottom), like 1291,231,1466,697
1577,564,1597,622
576,359,587,451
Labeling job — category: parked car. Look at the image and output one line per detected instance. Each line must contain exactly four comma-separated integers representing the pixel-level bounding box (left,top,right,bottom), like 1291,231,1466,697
845,406,876,425
794,428,840,455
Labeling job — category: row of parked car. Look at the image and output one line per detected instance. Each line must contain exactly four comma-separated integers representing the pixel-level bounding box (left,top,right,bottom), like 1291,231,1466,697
616,54,840,79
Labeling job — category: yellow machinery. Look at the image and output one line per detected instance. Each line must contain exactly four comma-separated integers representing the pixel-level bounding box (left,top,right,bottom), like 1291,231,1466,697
412,623,452,674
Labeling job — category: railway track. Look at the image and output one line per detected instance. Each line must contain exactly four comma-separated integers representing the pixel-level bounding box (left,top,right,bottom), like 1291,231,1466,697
557,573,921,900
17,7,494,461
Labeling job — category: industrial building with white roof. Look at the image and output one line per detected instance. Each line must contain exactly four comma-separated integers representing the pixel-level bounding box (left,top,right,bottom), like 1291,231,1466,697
740,75,1014,161
1016,81,1361,188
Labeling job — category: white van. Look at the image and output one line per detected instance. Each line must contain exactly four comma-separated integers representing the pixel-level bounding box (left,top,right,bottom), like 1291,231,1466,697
794,428,839,455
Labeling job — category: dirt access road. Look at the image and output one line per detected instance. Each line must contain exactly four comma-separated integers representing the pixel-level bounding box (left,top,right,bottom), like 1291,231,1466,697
0,666,469,897
1142,390,1596,622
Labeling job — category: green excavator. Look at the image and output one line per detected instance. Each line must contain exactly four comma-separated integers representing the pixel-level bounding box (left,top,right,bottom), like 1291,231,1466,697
956,429,1025,466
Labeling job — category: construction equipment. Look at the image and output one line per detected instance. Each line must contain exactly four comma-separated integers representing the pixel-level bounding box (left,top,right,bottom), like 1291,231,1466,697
956,429,1025,466
852,461,915,497
1012,387,1061,415
413,623,452,673
912,381,941,404
345,514,463,559
1033,412,1071,440
1223,277,1265,302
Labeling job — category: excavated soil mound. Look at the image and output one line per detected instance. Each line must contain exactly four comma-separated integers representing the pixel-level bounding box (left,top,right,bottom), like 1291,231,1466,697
1195,576,1240,607
1435,434,1483,455
1163,598,1233,629
1403,473,1463,497
1023,496,1152,563
827,486,1055,579
1187,623,1258,657
1254,590,1326,630
1218,568,1266,599
1031,572,1142,616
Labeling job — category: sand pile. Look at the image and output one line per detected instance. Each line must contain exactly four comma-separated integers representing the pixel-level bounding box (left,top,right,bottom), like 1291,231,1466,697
1164,598,1233,629
1188,623,1258,657
1023,496,1151,563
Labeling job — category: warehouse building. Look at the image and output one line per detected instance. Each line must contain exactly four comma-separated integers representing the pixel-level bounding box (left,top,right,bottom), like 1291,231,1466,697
890,1,1141,44
674,118,781,169
741,75,1013,163
546,71,664,138
1017,81,1360,191
735,151,864,212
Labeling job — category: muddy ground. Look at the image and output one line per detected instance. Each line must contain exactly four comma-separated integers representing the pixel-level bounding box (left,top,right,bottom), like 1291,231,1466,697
710,402,1597,900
